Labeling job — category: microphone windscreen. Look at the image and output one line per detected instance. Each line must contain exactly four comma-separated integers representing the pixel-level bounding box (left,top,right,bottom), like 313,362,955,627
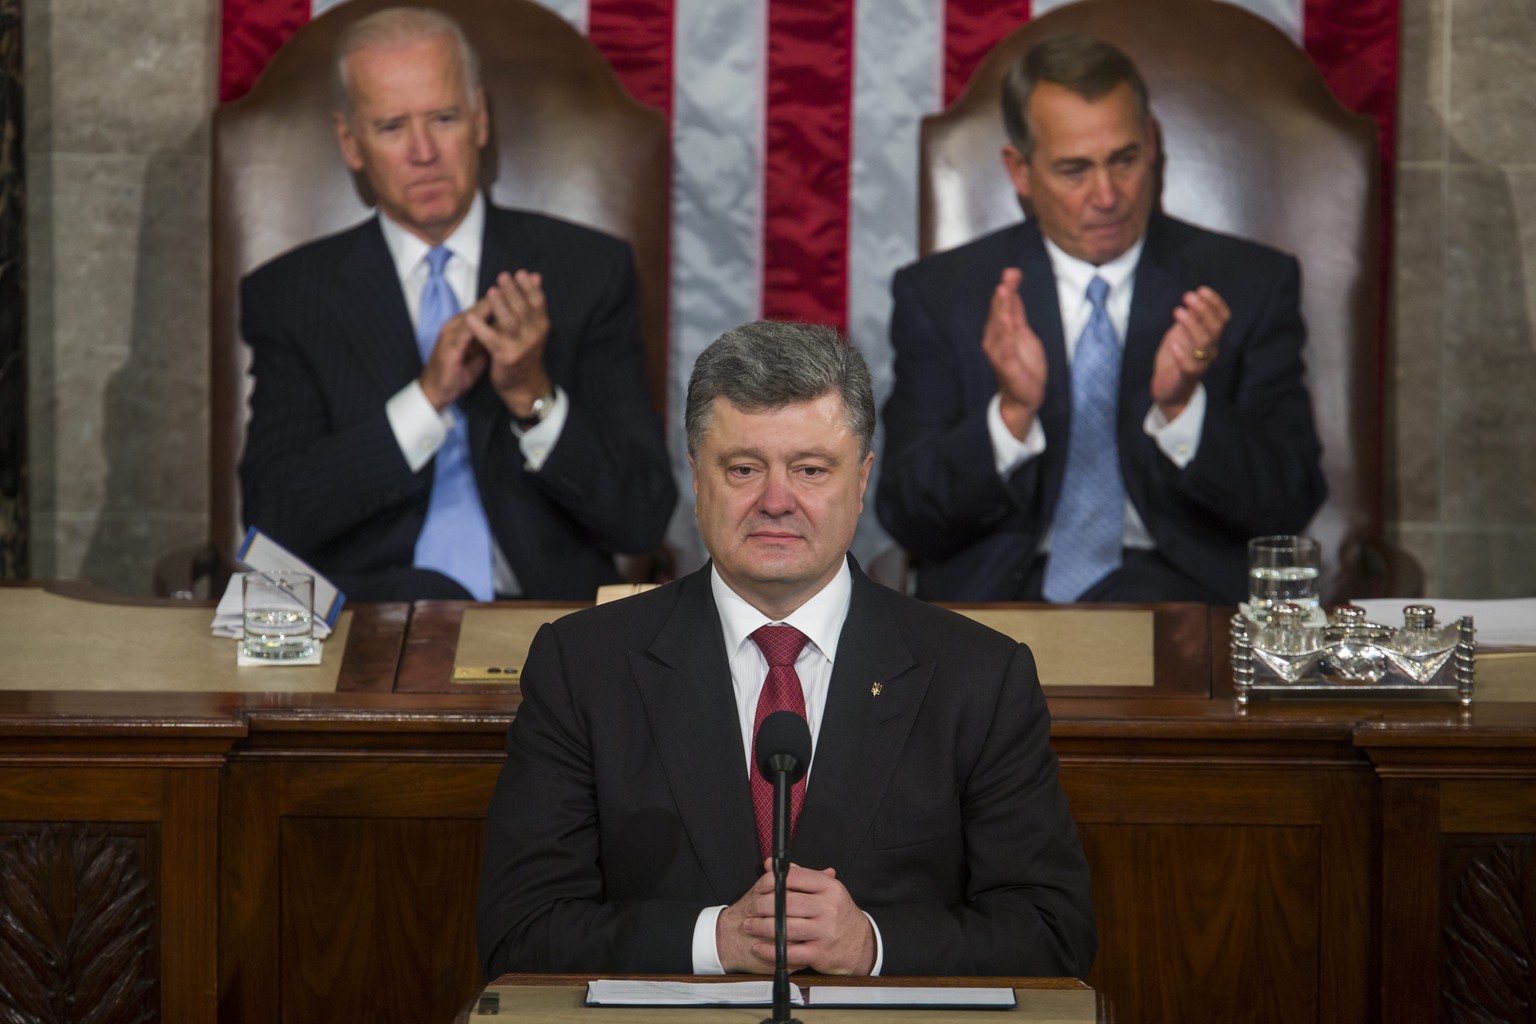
755,710,812,784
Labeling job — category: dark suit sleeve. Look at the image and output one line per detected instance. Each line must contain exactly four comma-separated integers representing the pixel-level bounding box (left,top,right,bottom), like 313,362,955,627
477,623,704,977
1143,254,1326,538
866,643,1096,977
238,270,425,555
876,266,1043,563
496,248,675,555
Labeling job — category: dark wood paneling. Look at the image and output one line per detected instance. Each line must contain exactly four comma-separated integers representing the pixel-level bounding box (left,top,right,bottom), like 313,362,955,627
1440,837,1536,1023
0,764,220,1024
279,818,485,1022
1081,823,1320,1021
221,758,503,1024
0,824,158,1022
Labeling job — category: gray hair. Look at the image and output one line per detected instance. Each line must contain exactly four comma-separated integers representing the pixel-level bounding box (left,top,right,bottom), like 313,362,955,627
1001,33,1151,160
333,6,482,123
686,321,875,459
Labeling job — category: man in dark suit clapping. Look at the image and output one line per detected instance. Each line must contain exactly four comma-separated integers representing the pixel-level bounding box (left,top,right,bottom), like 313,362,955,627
239,6,675,601
878,34,1326,605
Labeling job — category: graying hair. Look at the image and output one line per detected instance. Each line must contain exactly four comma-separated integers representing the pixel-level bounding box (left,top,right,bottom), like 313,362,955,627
1001,33,1151,160
685,321,875,459
333,6,482,123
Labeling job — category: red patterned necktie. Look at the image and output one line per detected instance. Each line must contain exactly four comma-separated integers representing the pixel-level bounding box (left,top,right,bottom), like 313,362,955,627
749,624,811,863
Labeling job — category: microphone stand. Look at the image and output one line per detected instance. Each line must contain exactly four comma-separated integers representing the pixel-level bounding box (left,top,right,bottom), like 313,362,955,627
764,755,801,1024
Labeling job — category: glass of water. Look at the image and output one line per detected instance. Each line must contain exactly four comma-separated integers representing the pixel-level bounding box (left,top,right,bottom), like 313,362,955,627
1247,535,1322,623
241,571,315,659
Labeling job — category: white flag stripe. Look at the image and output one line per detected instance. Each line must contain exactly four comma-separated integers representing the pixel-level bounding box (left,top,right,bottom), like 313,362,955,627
667,0,770,569
845,0,945,569
534,0,589,35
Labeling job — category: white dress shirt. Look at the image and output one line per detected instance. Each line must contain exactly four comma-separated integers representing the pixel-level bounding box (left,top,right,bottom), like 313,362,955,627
689,562,885,975
377,193,569,596
986,234,1207,553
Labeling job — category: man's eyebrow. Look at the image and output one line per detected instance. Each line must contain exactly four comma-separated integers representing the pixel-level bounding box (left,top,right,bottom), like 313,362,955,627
713,446,844,464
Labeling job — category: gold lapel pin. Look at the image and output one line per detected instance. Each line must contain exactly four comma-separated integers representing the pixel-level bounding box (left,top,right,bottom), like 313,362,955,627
870,682,883,697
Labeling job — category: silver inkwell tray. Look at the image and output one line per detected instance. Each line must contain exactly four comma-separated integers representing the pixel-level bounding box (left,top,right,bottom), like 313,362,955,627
1231,603,1475,705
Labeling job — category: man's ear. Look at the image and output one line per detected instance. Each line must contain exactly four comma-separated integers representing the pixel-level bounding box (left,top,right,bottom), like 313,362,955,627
1001,144,1032,204
473,86,490,149
687,454,699,500
335,112,364,173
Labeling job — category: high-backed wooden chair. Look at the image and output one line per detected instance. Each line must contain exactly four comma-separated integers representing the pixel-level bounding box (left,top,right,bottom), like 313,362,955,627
164,0,667,593
920,0,1417,601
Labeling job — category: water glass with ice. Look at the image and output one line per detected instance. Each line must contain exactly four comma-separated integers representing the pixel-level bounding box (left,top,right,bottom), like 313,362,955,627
241,571,315,659
1247,535,1321,622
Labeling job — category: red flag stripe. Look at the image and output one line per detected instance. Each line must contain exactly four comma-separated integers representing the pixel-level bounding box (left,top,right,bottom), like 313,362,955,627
761,0,856,329
942,0,1029,107
588,0,676,119
219,0,311,102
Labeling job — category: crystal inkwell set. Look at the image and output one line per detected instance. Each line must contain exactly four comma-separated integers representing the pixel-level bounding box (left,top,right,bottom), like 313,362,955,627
1230,536,1474,705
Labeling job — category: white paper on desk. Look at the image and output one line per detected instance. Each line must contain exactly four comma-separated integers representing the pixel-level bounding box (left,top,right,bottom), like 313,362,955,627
809,985,1018,1008
210,527,343,639
584,980,804,1007
1356,598,1536,648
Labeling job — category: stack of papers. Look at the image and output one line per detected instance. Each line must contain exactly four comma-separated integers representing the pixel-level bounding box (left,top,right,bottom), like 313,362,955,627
583,980,1017,1009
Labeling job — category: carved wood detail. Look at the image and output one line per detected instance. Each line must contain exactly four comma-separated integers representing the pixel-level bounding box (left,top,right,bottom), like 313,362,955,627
1441,837,1536,1024
0,824,159,1024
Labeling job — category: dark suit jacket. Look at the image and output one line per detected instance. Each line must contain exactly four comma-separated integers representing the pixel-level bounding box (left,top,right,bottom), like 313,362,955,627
476,561,1096,978
238,202,676,600
876,213,1326,603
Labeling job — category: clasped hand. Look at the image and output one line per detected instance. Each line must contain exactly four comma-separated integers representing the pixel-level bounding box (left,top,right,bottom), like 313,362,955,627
982,268,1231,433
419,269,553,419
716,862,876,976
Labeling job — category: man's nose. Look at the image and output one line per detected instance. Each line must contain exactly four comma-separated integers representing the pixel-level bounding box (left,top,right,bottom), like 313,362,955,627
408,122,438,163
1087,167,1119,209
756,470,797,515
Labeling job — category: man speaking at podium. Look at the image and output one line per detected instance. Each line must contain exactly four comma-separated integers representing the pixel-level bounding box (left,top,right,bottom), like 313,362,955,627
477,321,1094,979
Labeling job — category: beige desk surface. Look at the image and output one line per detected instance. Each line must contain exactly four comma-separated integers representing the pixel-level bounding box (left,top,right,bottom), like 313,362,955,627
450,604,1157,688
465,983,1096,1023
0,589,348,693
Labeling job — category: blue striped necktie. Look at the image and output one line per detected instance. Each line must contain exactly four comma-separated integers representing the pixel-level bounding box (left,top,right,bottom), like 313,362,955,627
412,246,496,601
1043,275,1125,602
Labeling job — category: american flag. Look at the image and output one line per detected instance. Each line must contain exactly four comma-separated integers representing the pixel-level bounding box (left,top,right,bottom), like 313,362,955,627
219,0,1398,570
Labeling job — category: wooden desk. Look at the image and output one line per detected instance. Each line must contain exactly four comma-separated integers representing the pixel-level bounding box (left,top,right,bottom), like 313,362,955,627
1,587,1534,1023
455,976,1100,1023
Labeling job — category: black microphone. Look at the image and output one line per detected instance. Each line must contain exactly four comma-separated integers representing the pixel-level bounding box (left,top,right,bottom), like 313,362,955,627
755,710,810,1024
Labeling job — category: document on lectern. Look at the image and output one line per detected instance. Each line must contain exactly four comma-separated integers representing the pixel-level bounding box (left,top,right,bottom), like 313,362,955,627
584,980,805,1007
811,985,1018,1009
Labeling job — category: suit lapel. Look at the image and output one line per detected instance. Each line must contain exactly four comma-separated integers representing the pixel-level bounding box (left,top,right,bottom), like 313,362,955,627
1018,220,1072,515
792,570,930,870
333,218,421,397
1121,214,1188,498
627,568,761,900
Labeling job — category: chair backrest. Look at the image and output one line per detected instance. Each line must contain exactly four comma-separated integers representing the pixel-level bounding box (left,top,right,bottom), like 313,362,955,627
920,0,1381,601
209,0,668,562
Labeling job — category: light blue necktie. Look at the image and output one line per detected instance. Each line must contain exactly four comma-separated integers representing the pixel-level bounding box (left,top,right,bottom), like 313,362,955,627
1043,276,1126,602
412,246,496,601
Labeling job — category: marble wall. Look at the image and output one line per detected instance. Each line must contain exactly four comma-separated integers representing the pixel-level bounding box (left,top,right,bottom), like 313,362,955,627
20,0,1536,598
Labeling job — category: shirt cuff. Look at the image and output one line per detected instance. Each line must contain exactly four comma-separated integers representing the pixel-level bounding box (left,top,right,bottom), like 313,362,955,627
386,380,454,473
1144,383,1206,469
512,385,569,471
988,392,1046,476
864,911,884,976
692,906,727,974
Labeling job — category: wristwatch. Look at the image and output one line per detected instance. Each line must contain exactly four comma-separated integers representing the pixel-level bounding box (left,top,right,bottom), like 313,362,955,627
513,390,556,431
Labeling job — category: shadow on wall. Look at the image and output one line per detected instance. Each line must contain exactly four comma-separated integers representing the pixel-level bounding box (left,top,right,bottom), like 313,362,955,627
1388,98,1536,598
80,146,207,595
